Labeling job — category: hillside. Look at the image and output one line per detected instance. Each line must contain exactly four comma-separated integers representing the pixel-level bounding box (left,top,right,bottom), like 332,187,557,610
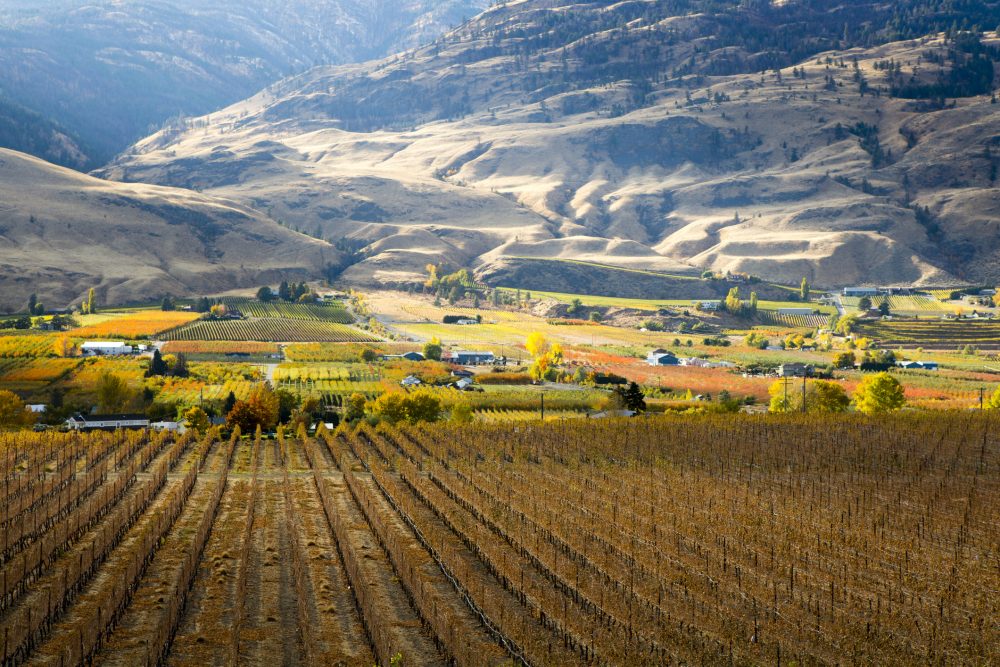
101,0,1000,289
0,148,341,312
0,96,90,170
0,0,488,165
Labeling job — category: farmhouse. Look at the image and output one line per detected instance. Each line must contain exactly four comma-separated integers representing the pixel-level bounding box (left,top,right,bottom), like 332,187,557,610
778,363,813,377
450,350,495,365
647,350,679,366
65,414,150,431
151,421,186,433
693,300,721,311
897,361,939,371
382,352,426,362
80,341,134,356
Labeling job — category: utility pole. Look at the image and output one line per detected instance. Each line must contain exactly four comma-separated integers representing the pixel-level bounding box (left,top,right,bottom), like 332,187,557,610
783,376,789,412
979,386,986,410
540,391,545,422
801,374,807,413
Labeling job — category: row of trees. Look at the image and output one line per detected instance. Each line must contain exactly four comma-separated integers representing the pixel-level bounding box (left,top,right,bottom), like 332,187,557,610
768,372,905,415
257,281,314,303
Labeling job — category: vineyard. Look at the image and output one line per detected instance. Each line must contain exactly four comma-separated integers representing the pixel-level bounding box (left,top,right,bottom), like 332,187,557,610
158,318,379,343
755,311,828,329
0,414,996,666
221,298,355,323
860,319,1000,348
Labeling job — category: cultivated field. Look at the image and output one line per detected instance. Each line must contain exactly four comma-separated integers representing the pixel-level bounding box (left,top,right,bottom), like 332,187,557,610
2,413,997,666
861,319,1000,349
158,318,379,343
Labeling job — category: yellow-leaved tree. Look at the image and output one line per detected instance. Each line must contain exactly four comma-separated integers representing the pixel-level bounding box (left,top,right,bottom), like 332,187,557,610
852,373,905,415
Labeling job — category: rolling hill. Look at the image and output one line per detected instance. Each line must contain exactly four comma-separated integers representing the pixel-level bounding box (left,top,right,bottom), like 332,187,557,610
100,0,1000,289
0,148,341,312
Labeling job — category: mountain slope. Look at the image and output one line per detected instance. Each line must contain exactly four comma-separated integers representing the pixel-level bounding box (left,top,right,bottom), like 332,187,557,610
103,0,1000,288
0,148,339,312
0,0,488,165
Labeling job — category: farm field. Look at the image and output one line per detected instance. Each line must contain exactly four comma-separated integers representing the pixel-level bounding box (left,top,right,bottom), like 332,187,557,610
221,298,355,323
2,414,997,666
860,319,1000,348
518,288,836,317
70,311,202,339
158,318,380,343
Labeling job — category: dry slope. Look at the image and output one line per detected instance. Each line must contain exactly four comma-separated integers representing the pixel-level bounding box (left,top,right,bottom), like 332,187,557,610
102,1,1000,288
0,148,339,312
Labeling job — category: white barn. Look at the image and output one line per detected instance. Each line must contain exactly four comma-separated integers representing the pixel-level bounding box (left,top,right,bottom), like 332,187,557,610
80,341,134,356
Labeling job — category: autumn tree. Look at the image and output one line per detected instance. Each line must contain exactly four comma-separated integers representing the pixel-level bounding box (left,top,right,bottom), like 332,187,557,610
53,336,76,358
97,372,132,413
227,384,279,432
853,372,905,415
809,380,851,412
344,392,368,422
423,337,443,361
0,390,35,428
183,406,211,433
833,351,856,369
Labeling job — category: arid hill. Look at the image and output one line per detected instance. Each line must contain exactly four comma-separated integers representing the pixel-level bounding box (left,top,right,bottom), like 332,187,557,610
101,0,1000,289
0,148,340,312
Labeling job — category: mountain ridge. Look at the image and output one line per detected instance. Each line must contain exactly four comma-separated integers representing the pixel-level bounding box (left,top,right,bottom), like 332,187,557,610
101,0,1000,288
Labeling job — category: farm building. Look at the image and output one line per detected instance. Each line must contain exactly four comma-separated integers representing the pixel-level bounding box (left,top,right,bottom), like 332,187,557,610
843,287,879,297
455,378,474,391
451,369,474,379
382,352,426,362
151,421,186,433
80,341,134,356
26,404,47,414
400,376,422,387
693,300,721,311
778,363,813,377
778,307,814,316
451,350,495,365
65,414,149,431
647,351,679,366
897,361,939,371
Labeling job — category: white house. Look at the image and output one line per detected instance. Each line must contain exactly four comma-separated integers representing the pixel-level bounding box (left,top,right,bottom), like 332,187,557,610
65,414,149,431
80,341,134,356
151,421,186,433
694,300,721,311
400,375,422,387
26,404,47,414
456,319,479,325
680,357,712,367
